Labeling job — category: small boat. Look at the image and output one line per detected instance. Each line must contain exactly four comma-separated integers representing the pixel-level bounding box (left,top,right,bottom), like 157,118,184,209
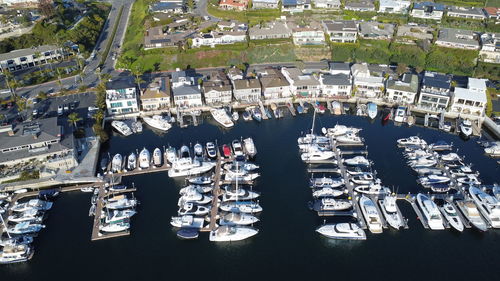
180,185,213,195
11,199,52,212
170,215,205,229
301,148,336,163
242,111,252,121
449,166,478,177
206,142,217,159
180,145,190,158
0,236,33,247
232,140,244,157
108,184,127,192
458,200,488,232
297,105,304,114
251,108,262,122
264,107,273,119
111,121,133,136
311,198,352,211
442,121,452,132
111,154,122,173
439,202,464,232
222,186,260,201
331,101,342,115
316,223,366,240
131,120,143,133
379,194,404,229
193,143,203,159
429,141,453,151
469,186,500,228
224,172,260,182
139,148,151,169
222,144,232,158
105,198,138,210
310,177,344,189
367,103,377,119
188,176,212,185
165,147,177,163
209,226,259,242
418,175,451,186
393,106,406,123
104,209,136,224
397,136,426,147
153,148,162,167
100,222,130,233
312,187,344,198
416,193,444,230
178,203,210,216
177,228,199,239
441,153,462,162
243,137,257,159
80,186,94,193
7,222,45,234
350,173,374,185
456,175,481,186
142,115,172,131
220,201,263,213
343,156,370,166
232,111,239,121
8,208,42,223
322,125,362,137
484,144,500,157
219,212,259,226
359,195,383,234
178,191,212,206
336,133,364,145
354,180,390,195
0,244,33,264
210,108,234,128
127,152,137,170
460,119,473,137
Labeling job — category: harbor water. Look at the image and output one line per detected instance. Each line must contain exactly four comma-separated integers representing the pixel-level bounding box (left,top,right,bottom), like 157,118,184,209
1,112,500,281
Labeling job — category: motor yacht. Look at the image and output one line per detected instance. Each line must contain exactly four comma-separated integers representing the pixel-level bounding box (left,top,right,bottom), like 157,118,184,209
456,175,481,186
222,186,260,201
100,222,130,233
168,158,216,178
336,133,363,145
243,137,257,158
484,144,500,157
8,208,41,223
350,173,374,185
439,202,464,232
170,215,205,229
139,148,151,169
210,108,234,128
220,201,263,213
316,223,366,240
188,176,213,185
103,209,136,224
393,106,406,123
0,236,33,247
0,244,33,264
164,146,177,164
301,148,336,163
11,199,52,212
312,198,352,211
354,180,390,195
7,222,45,234
178,203,210,216
180,185,213,195
457,200,488,232
219,212,259,226
441,153,462,162
409,156,437,168
192,143,202,159
344,156,370,166
460,119,473,137
127,152,137,171
379,194,403,229
143,115,172,131
449,166,478,177
111,121,132,136
310,177,344,189
177,190,212,206
416,194,445,230
367,102,377,119
105,198,138,210
414,167,444,176
206,142,217,159
111,154,122,173
359,195,383,234
418,175,451,186
224,163,259,173
321,125,361,137
232,140,244,157
469,186,500,228
209,226,258,242
312,187,344,198
429,141,453,151
224,172,260,182
153,148,162,167
131,120,143,133
397,136,427,147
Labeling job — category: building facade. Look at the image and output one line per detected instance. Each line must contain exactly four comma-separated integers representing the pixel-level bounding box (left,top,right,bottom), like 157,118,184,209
385,73,419,104
417,72,452,111
232,79,262,103
322,20,358,43
105,81,139,115
450,78,487,116
141,77,171,111
0,45,63,72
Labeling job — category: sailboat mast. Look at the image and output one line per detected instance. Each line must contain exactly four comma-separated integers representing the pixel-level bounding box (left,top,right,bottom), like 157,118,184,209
311,107,316,135
0,212,11,239
235,161,239,202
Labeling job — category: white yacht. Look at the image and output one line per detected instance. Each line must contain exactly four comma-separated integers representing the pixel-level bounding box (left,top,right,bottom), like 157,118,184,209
458,200,488,232
139,148,151,169
111,121,132,136
187,176,213,185
8,208,41,223
469,186,500,228
222,186,260,201
127,152,136,171
219,212,259,226
220,201,263,213
316,223,366,240
456,175,481,186
359,195,383,234
178,203,210,216
105,198,138,210
177,190,212,206
243,137,257,158
310,177,344,189
379,195,404,229
297,134,330,145
439,202,464,232
170,215,205,229
321,125,361,137
350,173,374,185
232,111,239,121
416,194,445,230
313,198,352,211
193,143,203,158
168,158,216,178
143,115,172,131
111,154,122,173
232,140,244,157
7,222,45,234
367,102,377,119
441,153,462,162
397,136,427,147
153,148,162,167
206,142,217,159
0,236,33,247
209,226,258,242
0,244,33,264
210,108,234,128
484,144,500,157
165,146,177,164
344,156,370,166
336,133,363,145
224,172,260,182
180,185,213,195
11,199,52,212
409,157,437,168
460,119,473,137
301,148,336,163
100,222,130,233
394,106,406,123
312,187,344,198
103,209,136,224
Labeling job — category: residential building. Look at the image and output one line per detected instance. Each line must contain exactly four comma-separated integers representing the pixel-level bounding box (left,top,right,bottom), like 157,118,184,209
411,2,445,20
344,0,375,12
484,7,500,20
249,21,292,40
385,73,419,104
447,6,486,20
328,62,351,76
105,80,139,115
312,0,341,9
358,22,395,40
435,28,479,50
227,67,244,81
281,67,320,98
0,45,63,72
144,25,194,50
319,74,352,97
192,31,246,48
322,20,358,43
351,63,384,98
378,0,411,14
203,71,233,106
149,1,184,14
172,85,203,108
141,77,171,111
450,78,487,116
0,117,76,167
395,24,434,44
258,68,292,99
252,0,279,9
479,33,500,64
219,0,248,10
232,79,262,103
417,72,452,111
282,0,312,13
0,0,38,6
292,27,326,45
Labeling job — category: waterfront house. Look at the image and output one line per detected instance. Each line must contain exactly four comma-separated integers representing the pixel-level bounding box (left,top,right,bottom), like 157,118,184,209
282,0,312,13
227,67,244,81
105,80,139,115
319,74,352,98
0,45,63,72
358,22,395,40
385,73,419,104
252,0,279,9
281,67,320,98
351,63,385,98
149,1,184,14
172,85,203,108
141,77,171,111
344,0,375,11
447,6,486,20
232,78,262,103
395,24,434,44
171,69,198,88
479,33,500,64
450,78,487,116
258,68,292,99
435,28,480,50
328,62,351,76
312,0,341,9
410,2,445,20
322,20,358,43
417,71,452,111
292,27,326,45
249,21,292,40
203,71,233,106
0,117,76,168
484,7,500,20
378,0,410,14
219,0,248,11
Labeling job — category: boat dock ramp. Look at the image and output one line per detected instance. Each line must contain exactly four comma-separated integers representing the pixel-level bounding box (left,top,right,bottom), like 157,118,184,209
286,102,296,116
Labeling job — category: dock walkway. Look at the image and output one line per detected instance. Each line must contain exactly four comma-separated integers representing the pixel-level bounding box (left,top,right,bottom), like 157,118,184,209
206,154,224,232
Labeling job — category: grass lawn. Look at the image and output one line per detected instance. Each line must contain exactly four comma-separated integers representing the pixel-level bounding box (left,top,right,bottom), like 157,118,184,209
117,0,150,69
206,0,280,24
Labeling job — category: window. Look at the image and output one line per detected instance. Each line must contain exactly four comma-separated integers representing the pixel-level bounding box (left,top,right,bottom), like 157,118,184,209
127,101,133,106
110,102,123,108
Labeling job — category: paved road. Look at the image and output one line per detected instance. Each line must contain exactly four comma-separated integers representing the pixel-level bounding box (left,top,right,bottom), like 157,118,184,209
194,0,219,22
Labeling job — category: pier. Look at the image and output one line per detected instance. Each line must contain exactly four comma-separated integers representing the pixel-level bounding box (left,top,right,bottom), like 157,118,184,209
206,153,224,232
258,101,269,120
406,196,430,229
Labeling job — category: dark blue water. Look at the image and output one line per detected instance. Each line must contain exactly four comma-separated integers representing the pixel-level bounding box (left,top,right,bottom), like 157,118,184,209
1,112,500,281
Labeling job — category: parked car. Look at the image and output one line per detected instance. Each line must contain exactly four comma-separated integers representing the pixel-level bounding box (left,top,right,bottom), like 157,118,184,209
57,105,63,116
63,104,69,113
32,109,38,117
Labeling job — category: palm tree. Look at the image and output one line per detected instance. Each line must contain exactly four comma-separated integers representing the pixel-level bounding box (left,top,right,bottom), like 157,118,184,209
132,67,144,93
15,97,27,120
67,112,82,128
4,71,19,98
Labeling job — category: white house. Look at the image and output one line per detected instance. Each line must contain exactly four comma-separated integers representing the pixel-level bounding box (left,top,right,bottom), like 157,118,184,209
351,63,384,98
192,31,246,48
378,0,410,14
435,28,480,50
450,78,487,116
385,73,419,104
203,71,233,106
322,20,358,43
411,2,445,20
258,68,292,99
292,27,325,45
479,33,500,64
313,0,341,9
0,45,63,72
252,0,279,9
447,6,486,20
171,70,197,88
282,0,312,13
172,85,203,108
417,72,453,111
329,62,351,76
232,79,262,103
105,81,139,115
281,67,320,98
319,74,352,97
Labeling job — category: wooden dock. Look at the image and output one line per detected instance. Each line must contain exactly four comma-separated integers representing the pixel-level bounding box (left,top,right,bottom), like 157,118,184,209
370,195,388,229
206,154,224,232
406,197,430,229
307,168,341,174
106,164,170,179
258,101,269,120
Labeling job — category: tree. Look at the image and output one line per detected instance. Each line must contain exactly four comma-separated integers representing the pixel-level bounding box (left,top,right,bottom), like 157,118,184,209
132,67,144,93
38,0,55,18
67,112,82,128
4,71,19,98
37,91,48,100
15,97,27,120
396,63,407,76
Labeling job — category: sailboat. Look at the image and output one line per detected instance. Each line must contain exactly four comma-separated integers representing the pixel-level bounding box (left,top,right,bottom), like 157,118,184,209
220,162,262,213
